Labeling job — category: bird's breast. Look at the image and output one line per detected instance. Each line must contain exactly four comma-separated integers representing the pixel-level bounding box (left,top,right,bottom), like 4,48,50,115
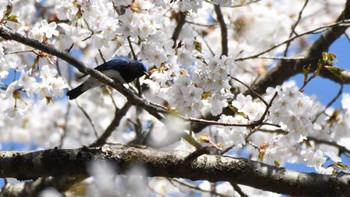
102,69,125,83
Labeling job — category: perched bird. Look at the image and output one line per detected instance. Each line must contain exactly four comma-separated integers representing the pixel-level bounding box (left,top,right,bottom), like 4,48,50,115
67,58,148,100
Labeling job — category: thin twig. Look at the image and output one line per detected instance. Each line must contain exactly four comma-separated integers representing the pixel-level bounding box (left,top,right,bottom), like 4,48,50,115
171,12,186,48
313,84,343,123
185,20,216,27
75,100,99,138
126,36,143,98
188,23,215,56
126,117,144,142
253,56,306,60
205,0,261,8
184,117,277,128
127,36,137,60
184,92,279,128
98,49,106,63
89,101,132,147
168,178,232,197
220,144,236,154
255,128,350,155
345,32,350,43
4,49,35,54
235,19,350,61
108,89,119,109
230,183,249,197
81,18,94,41
245,124,264,141
214,4,228,56
55,55,63,78
247,140,259,149
307,136,350,155
231,77,268,107
284,0,309,56
59,103,71,148
148,184,166,197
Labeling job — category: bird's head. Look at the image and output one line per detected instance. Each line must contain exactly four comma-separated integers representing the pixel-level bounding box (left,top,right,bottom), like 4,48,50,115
131,60,149,77
119,59,149,83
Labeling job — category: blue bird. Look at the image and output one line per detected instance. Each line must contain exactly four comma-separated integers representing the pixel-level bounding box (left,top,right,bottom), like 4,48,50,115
67,58,148,100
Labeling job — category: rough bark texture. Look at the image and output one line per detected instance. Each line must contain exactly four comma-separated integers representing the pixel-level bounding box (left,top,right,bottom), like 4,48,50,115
1,146,350,196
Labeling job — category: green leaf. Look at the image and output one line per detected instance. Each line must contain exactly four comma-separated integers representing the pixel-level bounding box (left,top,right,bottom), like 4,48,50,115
274,160,280,167
194,40,202,53
322,52,336,65
302,65,310,81
8,15,18,23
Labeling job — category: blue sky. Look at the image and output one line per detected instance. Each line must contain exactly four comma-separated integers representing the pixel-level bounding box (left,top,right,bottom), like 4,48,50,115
285,34,350,174
292,34,350,108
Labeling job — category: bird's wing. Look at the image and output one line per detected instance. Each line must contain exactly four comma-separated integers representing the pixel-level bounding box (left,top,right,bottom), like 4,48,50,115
94,58,130,71
77,58,130,79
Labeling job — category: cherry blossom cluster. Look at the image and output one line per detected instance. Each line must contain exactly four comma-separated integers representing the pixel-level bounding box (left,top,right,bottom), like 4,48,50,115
215,82,349,174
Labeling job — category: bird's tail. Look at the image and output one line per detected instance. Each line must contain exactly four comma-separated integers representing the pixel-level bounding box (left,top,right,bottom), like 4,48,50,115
66,85,86,100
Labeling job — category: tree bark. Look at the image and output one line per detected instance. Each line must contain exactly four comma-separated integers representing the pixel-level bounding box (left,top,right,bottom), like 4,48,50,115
0,146,349,196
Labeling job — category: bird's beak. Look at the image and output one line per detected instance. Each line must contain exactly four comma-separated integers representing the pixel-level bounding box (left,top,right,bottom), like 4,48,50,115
144,71,150,77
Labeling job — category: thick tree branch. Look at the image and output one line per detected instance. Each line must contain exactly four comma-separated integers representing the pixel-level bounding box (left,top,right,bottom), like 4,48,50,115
0,146,350,196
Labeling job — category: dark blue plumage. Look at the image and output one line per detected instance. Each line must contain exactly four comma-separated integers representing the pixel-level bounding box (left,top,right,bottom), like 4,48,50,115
67,58,148,100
